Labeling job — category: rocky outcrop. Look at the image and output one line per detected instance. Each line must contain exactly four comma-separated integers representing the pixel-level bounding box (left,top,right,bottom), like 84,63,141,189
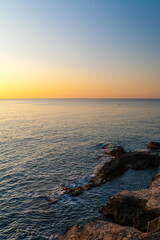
63,144,160,197
123,151,160,170
147,142,160,150
102,144,126,157
58,220,142,240
141,232,160,240
96,151,160,179
147,173,160,188
100,173,160,232
62,186,83,196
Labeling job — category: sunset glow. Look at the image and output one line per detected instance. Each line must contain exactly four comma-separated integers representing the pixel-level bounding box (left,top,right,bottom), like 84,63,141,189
0,0,160,99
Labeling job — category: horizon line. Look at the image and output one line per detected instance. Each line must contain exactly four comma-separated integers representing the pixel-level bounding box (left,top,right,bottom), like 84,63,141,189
0,98,160,100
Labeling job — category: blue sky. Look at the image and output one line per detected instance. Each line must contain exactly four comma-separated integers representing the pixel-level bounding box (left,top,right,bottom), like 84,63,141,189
0,0,160,98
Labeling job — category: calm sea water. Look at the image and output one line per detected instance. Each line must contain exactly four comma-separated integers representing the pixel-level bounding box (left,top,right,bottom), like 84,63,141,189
0,99,160,239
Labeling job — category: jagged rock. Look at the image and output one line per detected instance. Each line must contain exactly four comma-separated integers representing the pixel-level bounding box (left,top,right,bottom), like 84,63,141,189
96,151,160,182
100,174,160,232
123,151,160,170
141,232,160,239
147,173,160,188
147,142,160,150
62,145,160,197
58,220,142,240
96,155,129,180
101,143,110,149
102,144,126,157
63,186,83,196
152,173,160,182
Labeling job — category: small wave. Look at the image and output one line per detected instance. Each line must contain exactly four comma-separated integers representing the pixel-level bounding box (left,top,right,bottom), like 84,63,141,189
47,148,112,205
46,176,91,205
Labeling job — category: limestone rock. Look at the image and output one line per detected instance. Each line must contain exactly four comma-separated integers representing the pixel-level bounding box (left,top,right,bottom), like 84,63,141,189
62,145,160,197
147,173,160,188
58,220,142,240
124,151,160,170
102,144,126,157
141,232,160,239
100,174,160,232
147,142,160,150
63,186,83,196
96,151,160,182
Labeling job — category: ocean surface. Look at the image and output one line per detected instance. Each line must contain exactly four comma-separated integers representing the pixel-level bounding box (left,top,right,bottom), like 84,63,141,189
0,99,160,239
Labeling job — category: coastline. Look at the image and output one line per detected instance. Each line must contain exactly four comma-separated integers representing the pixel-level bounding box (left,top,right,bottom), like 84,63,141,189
56,142,160,240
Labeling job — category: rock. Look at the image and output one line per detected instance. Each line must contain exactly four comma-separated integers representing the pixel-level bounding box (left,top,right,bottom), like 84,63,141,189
62,146,160,197
96,151,160,182
104,146,126,157
152,173,160,182
100,173,160,232
99,145,160,180
102,144,126,157
141,232,160,240
124,151,160,170
147,142,160,150
147,173,160,188
96,155,129,180
58,220,142,240
83,183,93,190
63,186,83,196
101,143,110,149
46,196,58,204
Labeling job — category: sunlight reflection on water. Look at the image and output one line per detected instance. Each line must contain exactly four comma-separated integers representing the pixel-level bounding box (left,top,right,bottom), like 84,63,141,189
0,99,160,239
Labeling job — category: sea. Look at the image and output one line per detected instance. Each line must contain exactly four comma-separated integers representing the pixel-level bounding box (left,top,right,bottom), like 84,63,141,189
0,99,160,239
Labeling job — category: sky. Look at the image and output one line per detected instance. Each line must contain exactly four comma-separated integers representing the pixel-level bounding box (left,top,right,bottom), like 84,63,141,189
0,0,160,98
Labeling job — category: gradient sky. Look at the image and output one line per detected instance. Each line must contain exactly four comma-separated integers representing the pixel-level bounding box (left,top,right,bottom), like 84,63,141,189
0,0,160,98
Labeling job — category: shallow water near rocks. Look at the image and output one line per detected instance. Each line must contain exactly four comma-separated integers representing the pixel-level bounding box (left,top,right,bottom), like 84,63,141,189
0,99,160,239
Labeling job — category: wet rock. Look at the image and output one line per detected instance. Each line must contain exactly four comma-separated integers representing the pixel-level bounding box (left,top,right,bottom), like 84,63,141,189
105,145,126,157
63,186,83,196
63,145,160,197
125,151,160,170
147,142,160,150
101,143,110,149
83,176,103,190
100,173,160,232
102,144,126,157
58,220,142,240
46,196,58,204
83,183,93,190
96,151,160,182
96,155,129,180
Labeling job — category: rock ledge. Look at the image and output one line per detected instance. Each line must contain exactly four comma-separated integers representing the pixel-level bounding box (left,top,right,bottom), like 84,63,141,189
100,173,160,232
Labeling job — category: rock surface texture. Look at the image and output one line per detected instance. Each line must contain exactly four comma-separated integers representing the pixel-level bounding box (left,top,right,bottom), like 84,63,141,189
58,220,142,240
141,232,160,240
100,173,160,232
63,144,160,196
147,142,160,150
62,186,83,196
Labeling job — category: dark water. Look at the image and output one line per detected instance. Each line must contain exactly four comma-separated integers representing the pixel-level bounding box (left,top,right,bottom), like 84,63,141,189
0,99,160,239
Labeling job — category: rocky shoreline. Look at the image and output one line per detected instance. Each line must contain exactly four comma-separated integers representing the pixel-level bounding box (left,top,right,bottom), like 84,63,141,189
100,173,160,232
56,142,160,240
62,142,160,197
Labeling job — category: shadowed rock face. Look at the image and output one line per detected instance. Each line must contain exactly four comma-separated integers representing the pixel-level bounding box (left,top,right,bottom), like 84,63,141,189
58,220,142,240
122,151,160,170
62,186,83,196
100,173,160,232
141,232,160,240
103,144,126,157
147,142,160,150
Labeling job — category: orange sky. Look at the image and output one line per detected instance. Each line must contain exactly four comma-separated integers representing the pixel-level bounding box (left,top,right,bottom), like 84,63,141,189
0,1,160,99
